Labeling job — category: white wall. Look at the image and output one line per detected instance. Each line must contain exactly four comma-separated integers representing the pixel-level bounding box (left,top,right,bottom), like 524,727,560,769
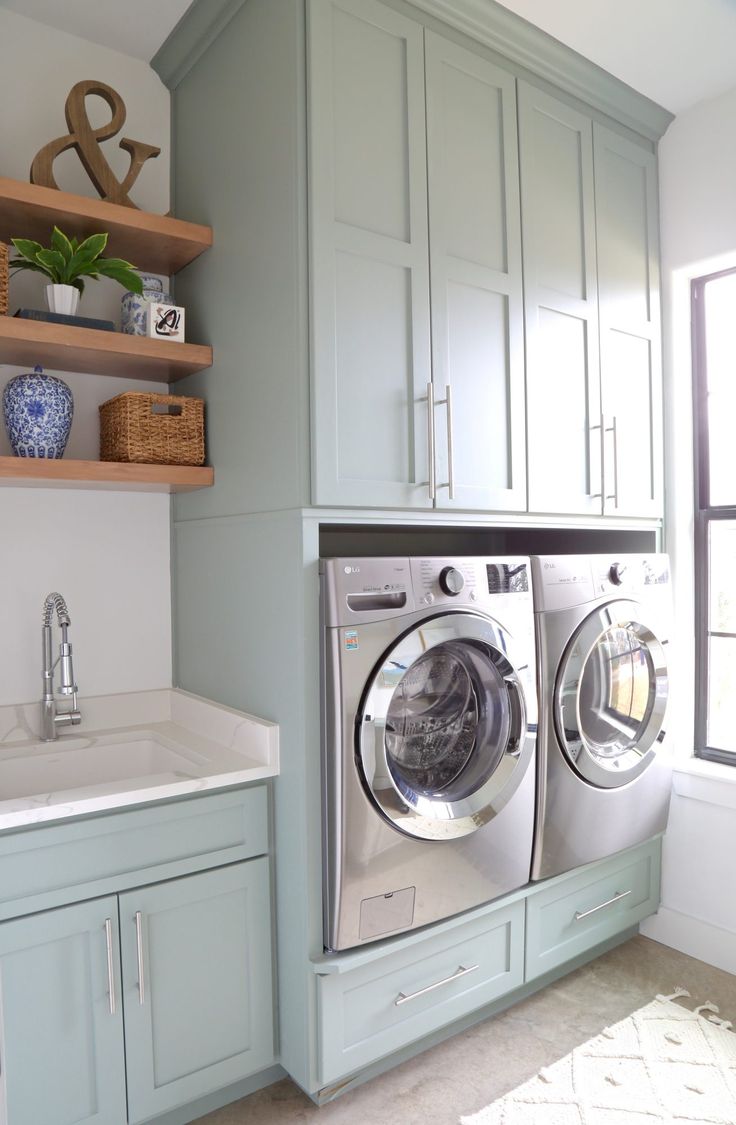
0,8,173,706
639,86,736,973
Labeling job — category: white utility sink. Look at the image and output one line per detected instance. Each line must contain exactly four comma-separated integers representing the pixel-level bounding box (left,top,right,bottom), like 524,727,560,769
0,689,279,830
0,732,205,801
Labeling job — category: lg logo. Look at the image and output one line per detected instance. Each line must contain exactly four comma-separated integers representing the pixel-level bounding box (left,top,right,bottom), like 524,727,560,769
344,565,361,574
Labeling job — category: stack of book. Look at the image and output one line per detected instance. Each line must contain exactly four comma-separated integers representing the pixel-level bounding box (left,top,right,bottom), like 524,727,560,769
14,308,115,332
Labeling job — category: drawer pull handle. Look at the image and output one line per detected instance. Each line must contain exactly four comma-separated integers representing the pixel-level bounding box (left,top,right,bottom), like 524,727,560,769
395,963,479,1006
135,911,145,1005
574,889,631,922
104,918,116,1016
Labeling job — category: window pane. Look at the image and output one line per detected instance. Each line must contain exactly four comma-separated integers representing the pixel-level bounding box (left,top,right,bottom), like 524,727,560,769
709,521,736,633
708,635,736,752
704,274,736,505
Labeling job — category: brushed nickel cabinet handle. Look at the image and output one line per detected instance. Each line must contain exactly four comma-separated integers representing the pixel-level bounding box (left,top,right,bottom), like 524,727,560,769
574,889,631,922
395,963,479,1006
604,415,619,507
104,918,116,1016
432,385,455,500
427,381,437,500
445,383,455,500
589,413,603,498
135,911,145,1005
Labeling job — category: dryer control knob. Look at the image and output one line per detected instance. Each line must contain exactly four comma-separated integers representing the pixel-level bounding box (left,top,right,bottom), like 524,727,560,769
609,562,627,586
439,566,465,596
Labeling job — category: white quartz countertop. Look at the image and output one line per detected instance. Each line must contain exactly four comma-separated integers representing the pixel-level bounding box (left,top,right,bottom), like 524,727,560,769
0,688,279,830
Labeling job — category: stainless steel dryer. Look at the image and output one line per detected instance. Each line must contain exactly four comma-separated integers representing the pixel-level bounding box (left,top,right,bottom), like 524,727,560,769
531,554,672,881
321,556,538,952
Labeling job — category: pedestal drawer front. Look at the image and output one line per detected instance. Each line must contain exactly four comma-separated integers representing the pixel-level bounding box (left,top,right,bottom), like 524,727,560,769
526,838,661,982
317,899,524,1085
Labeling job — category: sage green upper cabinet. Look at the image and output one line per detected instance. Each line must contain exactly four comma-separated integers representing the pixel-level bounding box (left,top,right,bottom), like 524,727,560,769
425,33,526,512
309,0,432,509
519,81,663,519
519,83,602,517
594,124,663,518
309,0,525,512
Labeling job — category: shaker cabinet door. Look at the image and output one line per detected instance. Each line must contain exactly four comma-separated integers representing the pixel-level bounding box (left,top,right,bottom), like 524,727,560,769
120,860,274,1124
308,0,433,509
426,33,526,512
519,82,603,516
0,896,126,1125
594,124,663,519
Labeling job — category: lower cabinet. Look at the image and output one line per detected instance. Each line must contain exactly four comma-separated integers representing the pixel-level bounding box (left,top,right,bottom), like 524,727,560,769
121,860,274,1123
0,796,274,1125
314,837,662,1091
0,895,127,1125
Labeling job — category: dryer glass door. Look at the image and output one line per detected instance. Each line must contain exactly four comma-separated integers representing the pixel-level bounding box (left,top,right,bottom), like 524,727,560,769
555,599,668,788
357,612,534,840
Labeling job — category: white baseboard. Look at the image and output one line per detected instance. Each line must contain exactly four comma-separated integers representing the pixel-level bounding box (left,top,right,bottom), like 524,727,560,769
641,907,736,976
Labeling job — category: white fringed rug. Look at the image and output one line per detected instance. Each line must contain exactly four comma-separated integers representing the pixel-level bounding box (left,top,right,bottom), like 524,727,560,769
460,989,736,1125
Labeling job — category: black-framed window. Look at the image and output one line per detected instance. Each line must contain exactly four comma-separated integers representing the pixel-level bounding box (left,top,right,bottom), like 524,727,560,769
692,267,736,764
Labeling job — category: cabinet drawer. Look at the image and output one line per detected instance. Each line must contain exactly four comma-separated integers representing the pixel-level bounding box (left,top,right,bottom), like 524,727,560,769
525,838,661,982
0,786,268,920
317,899,524,1086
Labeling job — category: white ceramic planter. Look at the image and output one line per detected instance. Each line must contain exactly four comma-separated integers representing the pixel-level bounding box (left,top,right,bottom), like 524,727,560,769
46,284,80,316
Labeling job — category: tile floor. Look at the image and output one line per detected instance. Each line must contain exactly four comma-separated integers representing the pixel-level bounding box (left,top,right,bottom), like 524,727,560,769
195,936,736,1124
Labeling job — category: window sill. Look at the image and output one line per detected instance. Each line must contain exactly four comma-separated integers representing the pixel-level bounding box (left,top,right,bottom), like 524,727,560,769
672,757,736,811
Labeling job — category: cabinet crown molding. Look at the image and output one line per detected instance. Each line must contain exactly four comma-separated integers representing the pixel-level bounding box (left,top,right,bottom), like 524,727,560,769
409,0,673,141
154,0,673,141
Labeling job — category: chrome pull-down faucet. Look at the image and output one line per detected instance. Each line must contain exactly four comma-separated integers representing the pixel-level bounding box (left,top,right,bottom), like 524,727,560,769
41,592,82,741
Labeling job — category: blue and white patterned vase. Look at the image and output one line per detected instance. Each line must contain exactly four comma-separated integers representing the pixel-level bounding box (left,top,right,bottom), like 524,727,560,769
2,366,74,459
121,274,173,335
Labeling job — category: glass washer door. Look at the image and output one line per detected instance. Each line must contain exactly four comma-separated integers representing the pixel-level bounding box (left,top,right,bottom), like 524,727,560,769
554,599,668,789
357,612,533,841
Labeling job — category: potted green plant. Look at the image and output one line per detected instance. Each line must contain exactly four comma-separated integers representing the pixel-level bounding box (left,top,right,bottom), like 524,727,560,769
10,226,143,316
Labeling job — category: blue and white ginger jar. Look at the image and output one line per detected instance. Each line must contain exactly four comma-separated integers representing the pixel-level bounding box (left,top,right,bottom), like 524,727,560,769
121,274,173,335
2,366,74,458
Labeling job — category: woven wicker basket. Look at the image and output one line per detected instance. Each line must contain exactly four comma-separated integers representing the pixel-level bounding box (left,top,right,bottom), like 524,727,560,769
99,392,205,466
0,242,8,316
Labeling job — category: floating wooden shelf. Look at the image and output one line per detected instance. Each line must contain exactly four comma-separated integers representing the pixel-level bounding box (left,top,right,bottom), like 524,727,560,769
0,317,212,383
0,456,214,492
0,178,212,275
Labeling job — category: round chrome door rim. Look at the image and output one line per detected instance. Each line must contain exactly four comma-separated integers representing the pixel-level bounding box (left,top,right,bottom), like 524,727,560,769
554,599,668,790
356,611,533,840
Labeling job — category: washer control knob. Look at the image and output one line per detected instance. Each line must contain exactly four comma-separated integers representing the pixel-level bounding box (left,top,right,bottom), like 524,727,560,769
439,566,465,596
609,562,627,586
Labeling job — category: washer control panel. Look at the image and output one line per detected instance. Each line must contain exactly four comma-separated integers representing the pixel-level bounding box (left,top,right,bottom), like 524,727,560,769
321,556,532,626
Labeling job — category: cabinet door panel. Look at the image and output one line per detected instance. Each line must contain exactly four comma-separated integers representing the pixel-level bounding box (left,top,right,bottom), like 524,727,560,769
309,0,432,508
594,125,662,517
528,307,599,508
519,83,602,516
0,897,126,1125
333,249,417,488
121,860,273,1124
426,33,525,511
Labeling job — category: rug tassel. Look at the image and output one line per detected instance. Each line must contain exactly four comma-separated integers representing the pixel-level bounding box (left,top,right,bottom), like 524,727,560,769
706,1015,733,1030
694,1002,720,1017
657,987,691,1002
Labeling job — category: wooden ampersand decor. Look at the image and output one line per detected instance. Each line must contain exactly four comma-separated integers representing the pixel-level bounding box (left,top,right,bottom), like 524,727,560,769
30,80,161,209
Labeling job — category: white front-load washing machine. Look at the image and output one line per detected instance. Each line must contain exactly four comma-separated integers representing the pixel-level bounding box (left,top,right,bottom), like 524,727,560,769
531,554,672,881
321,555,538,952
